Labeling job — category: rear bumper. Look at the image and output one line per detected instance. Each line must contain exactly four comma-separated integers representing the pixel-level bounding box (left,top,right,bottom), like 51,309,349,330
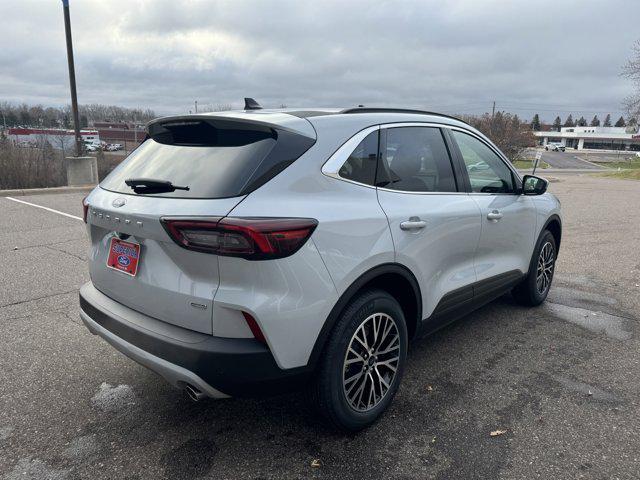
79,282,311,398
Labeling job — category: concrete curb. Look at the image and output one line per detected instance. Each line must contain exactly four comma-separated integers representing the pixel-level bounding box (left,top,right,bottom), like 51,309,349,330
0,185,96,197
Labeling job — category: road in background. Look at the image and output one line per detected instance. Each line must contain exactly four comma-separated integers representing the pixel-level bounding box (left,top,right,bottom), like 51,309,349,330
1,176,639,479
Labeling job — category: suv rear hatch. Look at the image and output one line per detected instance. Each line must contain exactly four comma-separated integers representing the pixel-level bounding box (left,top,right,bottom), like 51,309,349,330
86,113,315,334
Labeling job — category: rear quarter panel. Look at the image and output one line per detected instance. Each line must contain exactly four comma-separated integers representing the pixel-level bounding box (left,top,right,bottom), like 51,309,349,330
224,130,395,369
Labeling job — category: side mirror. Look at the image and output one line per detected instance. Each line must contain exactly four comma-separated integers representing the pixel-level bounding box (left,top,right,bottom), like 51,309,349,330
522,175,548,195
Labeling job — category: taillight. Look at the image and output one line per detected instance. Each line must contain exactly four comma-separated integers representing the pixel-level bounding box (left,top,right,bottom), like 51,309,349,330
160,217,318,260
82,196,89,223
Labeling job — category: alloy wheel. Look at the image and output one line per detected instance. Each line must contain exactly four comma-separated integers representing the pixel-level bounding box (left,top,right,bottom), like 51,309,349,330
536,241,555,294
342,313,400,412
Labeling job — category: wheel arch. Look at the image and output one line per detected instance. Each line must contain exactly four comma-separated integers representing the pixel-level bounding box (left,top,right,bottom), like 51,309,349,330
542,214,562,253
306,263,422,370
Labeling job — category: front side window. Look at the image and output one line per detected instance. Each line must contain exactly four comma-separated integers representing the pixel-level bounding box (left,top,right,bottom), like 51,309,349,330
379,127,457,192
452,130,515,194
339,131,379,186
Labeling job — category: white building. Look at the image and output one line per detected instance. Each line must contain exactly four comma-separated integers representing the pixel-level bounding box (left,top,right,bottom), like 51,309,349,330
534,126,640,151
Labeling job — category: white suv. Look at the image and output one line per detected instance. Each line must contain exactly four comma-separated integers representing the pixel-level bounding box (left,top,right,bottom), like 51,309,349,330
80,103,562,431
544,142,565,152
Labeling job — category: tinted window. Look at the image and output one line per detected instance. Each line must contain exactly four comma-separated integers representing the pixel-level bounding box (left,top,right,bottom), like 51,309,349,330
100,122,314,198
379,127,457,192
452,130,515,194
339,131,379,185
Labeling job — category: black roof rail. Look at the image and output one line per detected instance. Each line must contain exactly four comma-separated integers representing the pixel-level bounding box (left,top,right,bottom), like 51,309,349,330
340,107,470,126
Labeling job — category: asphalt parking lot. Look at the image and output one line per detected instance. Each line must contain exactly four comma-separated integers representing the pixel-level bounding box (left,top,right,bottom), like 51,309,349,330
540,151,605,170
1,174,639,480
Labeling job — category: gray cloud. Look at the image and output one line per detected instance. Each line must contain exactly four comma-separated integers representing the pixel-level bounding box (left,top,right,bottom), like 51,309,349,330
1,0,638,121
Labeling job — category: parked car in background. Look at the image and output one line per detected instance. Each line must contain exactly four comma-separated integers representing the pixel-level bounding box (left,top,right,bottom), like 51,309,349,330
80,104,562,431
467,161,491,172
545,142,565,152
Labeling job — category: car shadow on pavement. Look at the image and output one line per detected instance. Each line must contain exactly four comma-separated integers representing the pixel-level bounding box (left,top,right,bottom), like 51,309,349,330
79,293,564,479
75,290,631,479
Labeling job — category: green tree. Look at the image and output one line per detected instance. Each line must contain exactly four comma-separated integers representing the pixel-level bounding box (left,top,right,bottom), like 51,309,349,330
563,114,574,127
577,116,587,126
552,116,562,131
590,115,600,126
603,114,612,127
615,116,626,127
628,117,638,126
530,114,541,131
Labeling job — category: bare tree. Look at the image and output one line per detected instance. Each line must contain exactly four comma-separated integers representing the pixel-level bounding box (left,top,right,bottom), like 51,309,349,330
461,111,536,161
200,103,233,113
0,135,65,189
622,39,640,118
50,132,71,160
0,100,157,127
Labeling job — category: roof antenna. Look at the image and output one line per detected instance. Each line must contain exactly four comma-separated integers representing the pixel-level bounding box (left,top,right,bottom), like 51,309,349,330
244,98,263,110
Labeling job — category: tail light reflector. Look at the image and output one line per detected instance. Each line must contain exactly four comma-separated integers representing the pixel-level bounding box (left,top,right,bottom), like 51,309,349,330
82,196,89,223
160,217,318,260
241,311,266,344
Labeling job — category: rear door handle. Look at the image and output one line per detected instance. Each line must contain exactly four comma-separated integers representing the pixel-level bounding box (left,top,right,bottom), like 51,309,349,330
400,217,427,231
487,210,503,221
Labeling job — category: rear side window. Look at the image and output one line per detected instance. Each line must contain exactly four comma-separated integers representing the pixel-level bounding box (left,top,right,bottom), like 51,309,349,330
100,120,314,198
378,127,457,192
339,131,379,186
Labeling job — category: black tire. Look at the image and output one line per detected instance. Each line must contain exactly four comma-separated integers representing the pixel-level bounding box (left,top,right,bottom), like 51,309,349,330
512,230,557,306
309,289,408,432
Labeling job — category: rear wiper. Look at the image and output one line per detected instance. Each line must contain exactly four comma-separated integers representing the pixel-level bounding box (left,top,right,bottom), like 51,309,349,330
125,178,190,194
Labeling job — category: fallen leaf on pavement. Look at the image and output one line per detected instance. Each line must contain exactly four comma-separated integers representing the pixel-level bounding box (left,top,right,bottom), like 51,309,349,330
310,459,321,468
426,385,433,392
490,429,507,437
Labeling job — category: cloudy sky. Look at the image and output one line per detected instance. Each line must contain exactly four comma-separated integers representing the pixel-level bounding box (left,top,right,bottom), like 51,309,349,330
2,0,639,121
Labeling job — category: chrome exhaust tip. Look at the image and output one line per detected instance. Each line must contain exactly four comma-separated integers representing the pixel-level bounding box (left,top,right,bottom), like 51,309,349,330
184,384,205,402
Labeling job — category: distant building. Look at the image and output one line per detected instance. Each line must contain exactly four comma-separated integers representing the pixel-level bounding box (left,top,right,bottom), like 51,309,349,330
94,122,146,150
6,128,100,149
534,126,640,151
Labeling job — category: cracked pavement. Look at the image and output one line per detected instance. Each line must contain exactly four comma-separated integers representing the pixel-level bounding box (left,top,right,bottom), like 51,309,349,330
0,174,639,479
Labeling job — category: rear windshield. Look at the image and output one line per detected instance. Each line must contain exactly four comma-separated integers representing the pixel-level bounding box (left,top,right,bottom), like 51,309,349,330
100,120,314,198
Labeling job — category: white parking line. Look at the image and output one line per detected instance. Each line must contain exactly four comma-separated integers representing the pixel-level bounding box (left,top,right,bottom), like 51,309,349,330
5,196,83,221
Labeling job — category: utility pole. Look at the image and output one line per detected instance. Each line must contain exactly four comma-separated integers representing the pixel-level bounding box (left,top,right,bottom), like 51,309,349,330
195,100,198,113
489,100,496,137
62,0,83,157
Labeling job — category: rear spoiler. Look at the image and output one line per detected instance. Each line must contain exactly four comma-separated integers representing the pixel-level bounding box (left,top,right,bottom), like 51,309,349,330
147,113,316,143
